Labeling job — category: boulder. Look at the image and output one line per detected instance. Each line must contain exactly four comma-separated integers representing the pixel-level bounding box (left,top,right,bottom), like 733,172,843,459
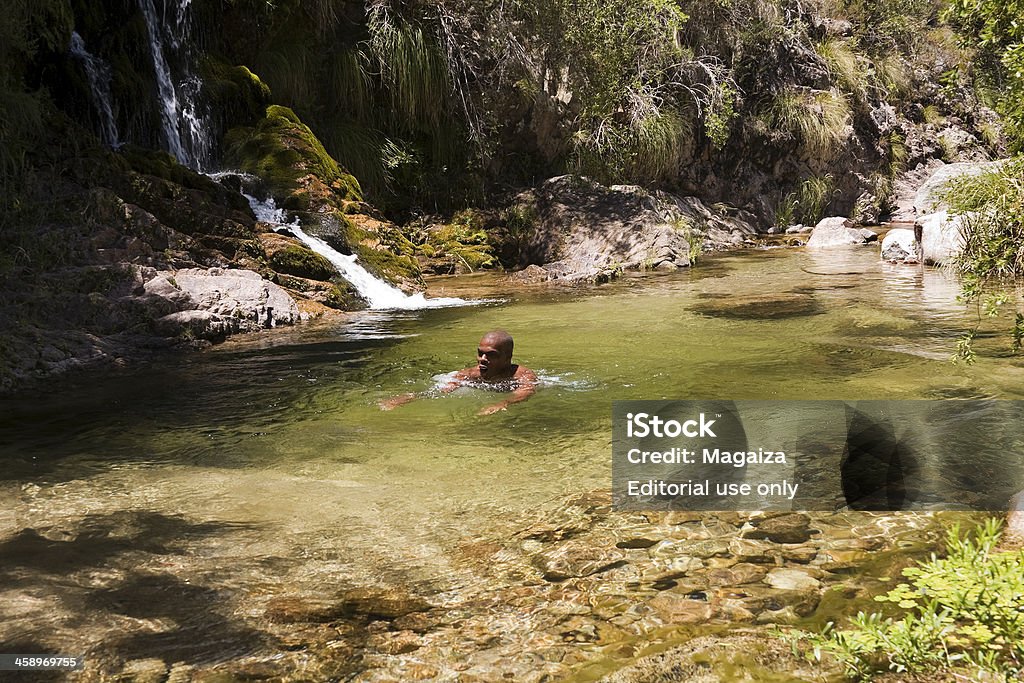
130,266,299,339
499,176,760,283
806,217,877,248
913,161,1005,215
880,228,920,263
915,211,965,265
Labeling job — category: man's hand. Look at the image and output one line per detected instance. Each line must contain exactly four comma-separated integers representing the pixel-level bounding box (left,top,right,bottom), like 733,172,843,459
478,402,508,416
379,393,417,411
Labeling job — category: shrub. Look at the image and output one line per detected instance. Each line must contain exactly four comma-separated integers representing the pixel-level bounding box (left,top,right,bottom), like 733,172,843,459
799,519,1024,681
943,157,1024,361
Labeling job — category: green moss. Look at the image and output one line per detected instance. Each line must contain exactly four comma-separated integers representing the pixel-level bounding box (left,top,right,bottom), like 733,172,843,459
200,59,272,130
269,245,335,280
223,104,362,203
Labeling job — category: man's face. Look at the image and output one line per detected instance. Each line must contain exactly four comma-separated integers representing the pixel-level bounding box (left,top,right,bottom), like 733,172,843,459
477,336,511,379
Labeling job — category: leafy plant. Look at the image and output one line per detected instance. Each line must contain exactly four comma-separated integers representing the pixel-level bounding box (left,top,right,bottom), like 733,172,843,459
799,519,1024,681
943,158,1024,361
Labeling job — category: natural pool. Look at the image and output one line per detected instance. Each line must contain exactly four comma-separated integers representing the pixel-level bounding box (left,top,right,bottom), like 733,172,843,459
1,246,1020,681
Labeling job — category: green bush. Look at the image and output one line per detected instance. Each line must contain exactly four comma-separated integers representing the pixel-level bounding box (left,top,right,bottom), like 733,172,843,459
799,519,1024,681
943,157,1024,361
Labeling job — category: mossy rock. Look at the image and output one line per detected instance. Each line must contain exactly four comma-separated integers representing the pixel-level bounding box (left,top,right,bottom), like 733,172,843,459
223,105,362,206
200,59,272,131
270,245,335,281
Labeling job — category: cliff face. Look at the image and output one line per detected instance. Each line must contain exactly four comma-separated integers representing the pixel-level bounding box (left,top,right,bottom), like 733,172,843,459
0,0,1009,391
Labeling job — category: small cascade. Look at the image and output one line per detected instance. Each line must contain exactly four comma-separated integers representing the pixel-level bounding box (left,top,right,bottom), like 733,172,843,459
240,191,473,310
137,0,212,169
69,31,120,148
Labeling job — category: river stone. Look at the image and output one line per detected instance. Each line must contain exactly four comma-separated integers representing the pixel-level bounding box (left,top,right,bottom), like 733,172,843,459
706,563,768,587
647,592,714,623
120,658,168,683
765,568,821,591
806,217,878,248
531,539,626,581
690,292,820,320
728,538,779,563
880,227,920,263
336,587,433,619
916,211,966,265
743,513,814,544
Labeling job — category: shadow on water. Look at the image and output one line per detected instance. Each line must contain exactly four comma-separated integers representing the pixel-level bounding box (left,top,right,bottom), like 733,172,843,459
0,511,268,668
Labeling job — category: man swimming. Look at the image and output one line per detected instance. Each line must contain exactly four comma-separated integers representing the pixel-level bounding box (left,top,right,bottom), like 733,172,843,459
379,330,538,415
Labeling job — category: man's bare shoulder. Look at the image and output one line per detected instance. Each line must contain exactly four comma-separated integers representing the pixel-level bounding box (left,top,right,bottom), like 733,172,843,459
454,368,480,381
513,365,538,383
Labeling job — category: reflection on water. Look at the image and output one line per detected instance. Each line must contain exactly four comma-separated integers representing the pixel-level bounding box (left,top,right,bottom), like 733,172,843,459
0,247,1021,679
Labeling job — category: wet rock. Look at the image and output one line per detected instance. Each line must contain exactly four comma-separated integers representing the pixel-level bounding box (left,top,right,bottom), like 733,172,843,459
916,211,966,265
337,587,434,620
784,224,808,234
690,292,821,320
369,630,422,655
765,567,821,591
647,592,714,623
727,585,821,617
531,540,627,581
728,538,780,563
806,217,877,248
265,596,348,624
880,228,920,263
599,633,815,683
615,537,658,549
120,658,168,683
706,562,768,587
743,513,814,544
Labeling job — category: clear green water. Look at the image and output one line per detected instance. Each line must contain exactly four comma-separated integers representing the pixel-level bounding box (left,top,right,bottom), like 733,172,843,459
0,247,1020,678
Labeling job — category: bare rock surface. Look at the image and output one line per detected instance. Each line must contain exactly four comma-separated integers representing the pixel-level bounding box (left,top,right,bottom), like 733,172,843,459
806,217,878,248
133,267,299,339
504,176,759,283
915,211,966,265
880,228,921,263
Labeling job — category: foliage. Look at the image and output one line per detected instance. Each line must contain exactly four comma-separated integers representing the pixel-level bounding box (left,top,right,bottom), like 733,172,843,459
776,174,836,226
761,87,851,159
943,0,1024,150
799,519,1024,681
943,158,1024,361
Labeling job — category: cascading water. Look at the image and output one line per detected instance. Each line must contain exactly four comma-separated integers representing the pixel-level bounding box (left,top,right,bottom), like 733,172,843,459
69,31,120,148
137,0,211,169
240,190,473,310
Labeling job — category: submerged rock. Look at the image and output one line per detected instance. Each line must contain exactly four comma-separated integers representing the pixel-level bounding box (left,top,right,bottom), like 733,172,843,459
690,293,821,320
806,217,877,248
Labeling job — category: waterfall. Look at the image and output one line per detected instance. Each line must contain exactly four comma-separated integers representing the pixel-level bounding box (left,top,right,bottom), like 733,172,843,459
240,192,473,310
69,31,120,148
137,0,211,169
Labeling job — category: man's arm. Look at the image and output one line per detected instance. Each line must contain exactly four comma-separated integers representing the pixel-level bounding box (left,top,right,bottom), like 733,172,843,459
478,368,538,415
379,371,470,410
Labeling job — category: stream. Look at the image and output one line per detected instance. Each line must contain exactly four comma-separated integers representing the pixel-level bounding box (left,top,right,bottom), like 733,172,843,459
1,245,1019,681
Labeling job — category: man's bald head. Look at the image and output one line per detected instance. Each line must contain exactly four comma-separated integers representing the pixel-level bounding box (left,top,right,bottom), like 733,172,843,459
476,330,515,380
480,330,513,355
